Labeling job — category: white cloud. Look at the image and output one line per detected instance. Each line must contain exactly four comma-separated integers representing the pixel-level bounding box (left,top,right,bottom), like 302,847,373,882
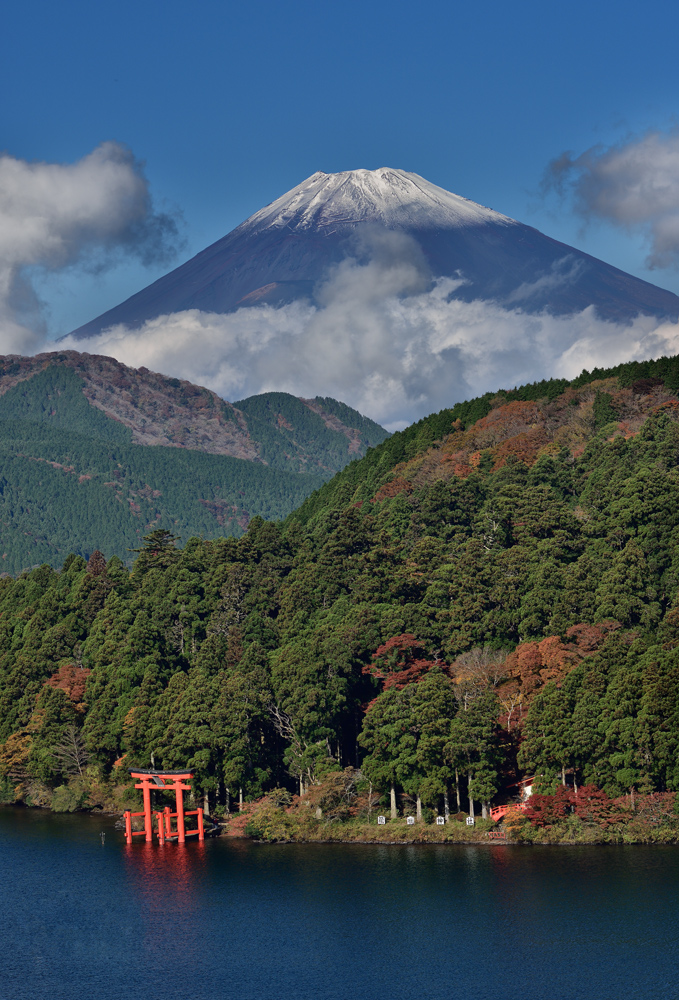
506,256,584,303
0,142,182,352
545,129,679,269
59,242,679,430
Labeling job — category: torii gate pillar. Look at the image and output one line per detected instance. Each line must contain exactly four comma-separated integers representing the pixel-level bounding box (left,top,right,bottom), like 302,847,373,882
171,776,191,844
141,777,153,842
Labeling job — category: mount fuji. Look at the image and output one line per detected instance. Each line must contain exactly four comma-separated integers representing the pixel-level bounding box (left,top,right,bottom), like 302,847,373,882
69,168,679,340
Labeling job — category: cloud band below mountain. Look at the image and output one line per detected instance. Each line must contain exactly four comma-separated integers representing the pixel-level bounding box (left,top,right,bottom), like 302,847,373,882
59,247,679,430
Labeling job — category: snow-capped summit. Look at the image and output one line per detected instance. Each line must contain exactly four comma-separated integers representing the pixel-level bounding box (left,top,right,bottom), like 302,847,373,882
243,168,514,233
69,168,679,339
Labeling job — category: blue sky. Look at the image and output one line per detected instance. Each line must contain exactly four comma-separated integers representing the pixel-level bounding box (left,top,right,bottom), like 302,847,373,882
3,0,679,340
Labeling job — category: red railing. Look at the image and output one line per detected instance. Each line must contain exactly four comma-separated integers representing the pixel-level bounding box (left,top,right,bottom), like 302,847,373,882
489,802,529,823
124,810,149,841
154,807,204,844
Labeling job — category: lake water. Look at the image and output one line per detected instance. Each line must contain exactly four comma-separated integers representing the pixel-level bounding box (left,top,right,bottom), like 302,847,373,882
2,806,678,1000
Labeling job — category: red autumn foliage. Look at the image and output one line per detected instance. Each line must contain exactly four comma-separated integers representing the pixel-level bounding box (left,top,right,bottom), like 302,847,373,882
451,462,474,478
44,662,91,705
490,428,550,471
654,399,679,416
372,477,413,503
523,786,574,827
524,784,633,829
565,621,620,652
572,785,628,827
609,420,639,441
362,634,440,692
473,401,543,448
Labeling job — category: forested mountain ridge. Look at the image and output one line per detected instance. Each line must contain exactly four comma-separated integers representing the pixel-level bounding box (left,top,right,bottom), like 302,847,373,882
0,351,387,471
0,354,386,574
3,352,679,840
290,352,679,525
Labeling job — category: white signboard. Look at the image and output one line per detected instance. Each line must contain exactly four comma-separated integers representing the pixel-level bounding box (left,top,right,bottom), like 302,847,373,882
436,816,445,825
406,816,415,825
466,816,475,826
377,815,386,825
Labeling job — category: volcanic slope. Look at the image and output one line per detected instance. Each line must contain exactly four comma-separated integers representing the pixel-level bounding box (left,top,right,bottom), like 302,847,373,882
70,168,679,340
0,352,387,573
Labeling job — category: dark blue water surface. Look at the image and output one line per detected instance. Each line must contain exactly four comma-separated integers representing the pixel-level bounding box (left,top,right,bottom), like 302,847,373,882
2,806,678,1000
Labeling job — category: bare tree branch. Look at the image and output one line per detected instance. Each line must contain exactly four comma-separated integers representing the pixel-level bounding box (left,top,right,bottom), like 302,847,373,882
50,725,89,777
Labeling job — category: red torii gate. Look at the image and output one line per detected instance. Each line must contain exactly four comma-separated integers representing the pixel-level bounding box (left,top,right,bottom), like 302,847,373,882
124,768,204,845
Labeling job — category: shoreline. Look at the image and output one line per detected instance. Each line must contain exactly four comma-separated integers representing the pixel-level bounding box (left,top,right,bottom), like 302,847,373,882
4,800,679,847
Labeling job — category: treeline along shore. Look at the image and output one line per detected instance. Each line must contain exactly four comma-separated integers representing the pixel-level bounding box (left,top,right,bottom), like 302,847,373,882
4,354,679,844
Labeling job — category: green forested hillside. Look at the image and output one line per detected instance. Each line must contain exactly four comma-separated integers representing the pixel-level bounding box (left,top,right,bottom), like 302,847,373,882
0,365,133,442
0,364,388,573
3,354,679,842
0,419,324,574
233,391,388,473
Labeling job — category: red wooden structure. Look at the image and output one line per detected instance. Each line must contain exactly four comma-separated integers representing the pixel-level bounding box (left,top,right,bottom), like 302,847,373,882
490,776,535,823
124,768,204,845
489,802,528,822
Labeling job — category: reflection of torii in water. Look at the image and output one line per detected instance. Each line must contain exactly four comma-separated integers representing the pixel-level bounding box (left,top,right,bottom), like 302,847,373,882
124,769,204,845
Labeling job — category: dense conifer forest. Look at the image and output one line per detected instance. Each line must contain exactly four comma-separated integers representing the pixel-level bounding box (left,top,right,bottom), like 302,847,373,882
3,352,679,842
